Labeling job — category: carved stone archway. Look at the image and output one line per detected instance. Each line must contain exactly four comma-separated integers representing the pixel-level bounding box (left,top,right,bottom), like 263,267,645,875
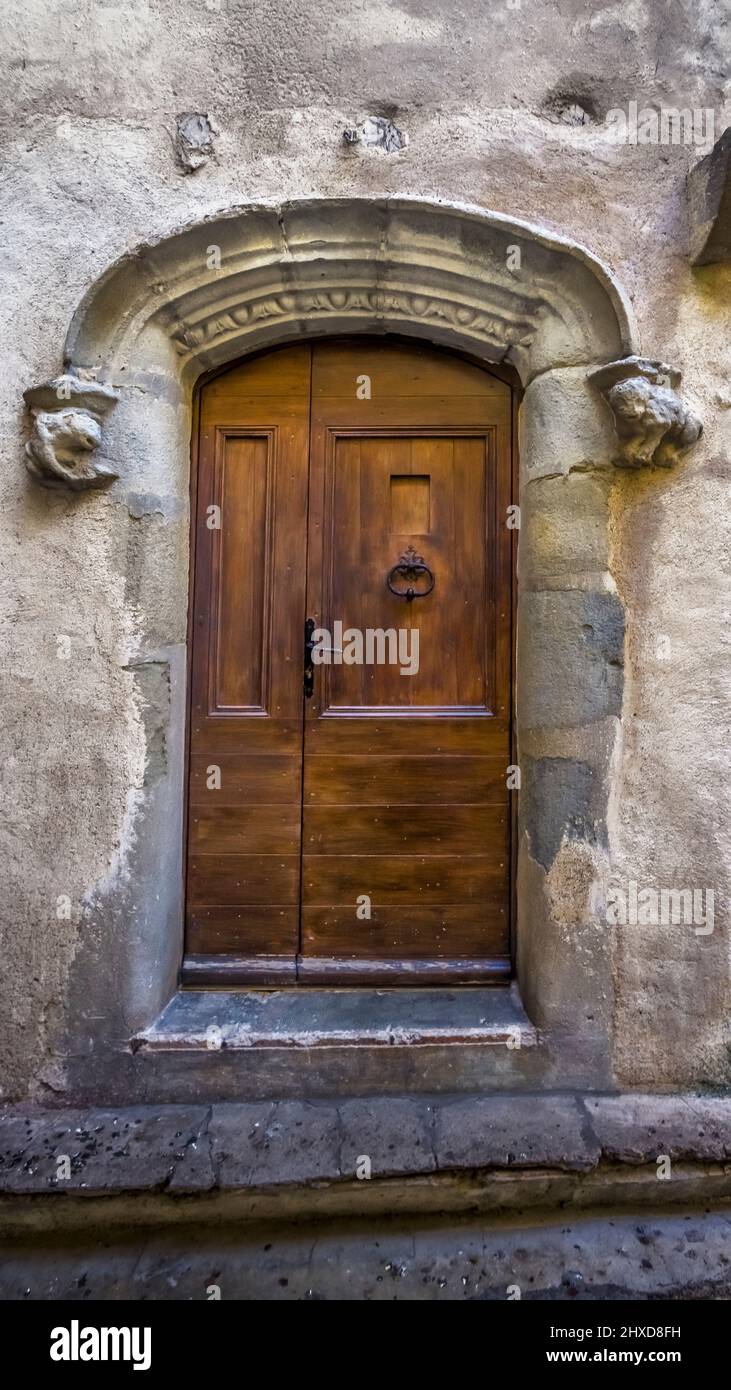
23,199,701,1100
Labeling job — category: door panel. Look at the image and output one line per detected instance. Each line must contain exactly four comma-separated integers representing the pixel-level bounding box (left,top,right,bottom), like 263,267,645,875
301,340,512,983
183,346,311,981
183,338,513,986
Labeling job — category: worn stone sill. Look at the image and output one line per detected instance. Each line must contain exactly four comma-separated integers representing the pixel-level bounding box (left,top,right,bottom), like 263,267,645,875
1,1094,730,1219
132,984,537,1052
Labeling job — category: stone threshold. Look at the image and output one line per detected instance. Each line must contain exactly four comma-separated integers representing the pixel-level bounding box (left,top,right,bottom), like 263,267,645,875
133,984,536,1051
1,1093,730,1210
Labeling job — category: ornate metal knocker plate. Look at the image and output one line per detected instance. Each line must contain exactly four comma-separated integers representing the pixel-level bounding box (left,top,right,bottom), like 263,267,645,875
386,545,435,601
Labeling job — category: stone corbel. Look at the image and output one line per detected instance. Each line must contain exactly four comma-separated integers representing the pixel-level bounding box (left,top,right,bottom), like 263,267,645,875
588,357,702,468
23,375,120,490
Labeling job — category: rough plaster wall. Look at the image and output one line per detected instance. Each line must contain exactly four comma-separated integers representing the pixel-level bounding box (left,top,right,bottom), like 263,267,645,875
0,0,729,1096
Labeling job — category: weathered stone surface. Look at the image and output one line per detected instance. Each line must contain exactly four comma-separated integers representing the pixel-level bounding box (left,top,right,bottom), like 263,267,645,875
0,1108,211,1194
688,126,731,265
338,1099,435,1179
518,590,624,732
137,985,535,1050
126,661,170,784
588,357,702,468
207,1102,341,1188
2,1206,731,1301
23,375,119,489
585,1095,731,1163
434,1095,600,1172
3,1095,731,1198
521,756,606,869
519,471,612,590
174,112,217,173
520,367,616,483
343,116,408,152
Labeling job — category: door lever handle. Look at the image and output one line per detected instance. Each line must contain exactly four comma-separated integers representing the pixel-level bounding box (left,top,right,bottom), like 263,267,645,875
304,619,347,695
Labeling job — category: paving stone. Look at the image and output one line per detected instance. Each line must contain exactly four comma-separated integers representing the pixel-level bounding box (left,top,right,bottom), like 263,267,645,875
208,1102,341,1187
2,1095,730,1196
585,1094,731,1163
4,1208,730,1301
434,1095,600,1172
338,1098,435,1179
0,1107,211,1194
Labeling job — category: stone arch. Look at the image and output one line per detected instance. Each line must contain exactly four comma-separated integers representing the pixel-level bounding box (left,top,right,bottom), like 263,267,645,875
23,198,702,1099
63,197,637,387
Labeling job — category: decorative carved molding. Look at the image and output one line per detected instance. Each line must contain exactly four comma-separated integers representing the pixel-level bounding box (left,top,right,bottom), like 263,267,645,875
169,287,528,360
588,356,702,468
23,376,120,490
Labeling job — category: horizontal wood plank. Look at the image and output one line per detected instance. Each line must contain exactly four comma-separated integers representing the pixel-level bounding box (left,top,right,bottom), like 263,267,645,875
302,855,507,905
189,804,300,854
188,854,300,905
303,803,508,855
304,715,508,755
311,340,510,401
189,754,302,805
186,905,299,955
305,755,508,805
301,904,508,958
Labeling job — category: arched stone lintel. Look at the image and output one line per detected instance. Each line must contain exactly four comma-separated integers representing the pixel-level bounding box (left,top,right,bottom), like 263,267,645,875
62,197,639,382
23,198,704,491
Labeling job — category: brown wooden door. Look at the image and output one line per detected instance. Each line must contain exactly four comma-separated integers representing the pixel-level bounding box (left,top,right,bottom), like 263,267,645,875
184,347,310,985
183,340,513,987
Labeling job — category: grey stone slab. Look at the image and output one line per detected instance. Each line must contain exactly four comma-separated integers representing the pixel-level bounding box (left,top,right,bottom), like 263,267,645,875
4,1094,730,1198
338,1099,435,1180
520,367,616,483
519,470,611,586
5,1207,730,1301
208,1101,341,1187
132,1034,553,1105
0,1107,211,1194
434,1095,600,1172
585,1094,731,1163
522,755,607,870
138,986,536,1050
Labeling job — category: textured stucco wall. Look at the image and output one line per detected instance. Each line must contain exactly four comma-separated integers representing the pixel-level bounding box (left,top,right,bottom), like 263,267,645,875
1,0,729,1100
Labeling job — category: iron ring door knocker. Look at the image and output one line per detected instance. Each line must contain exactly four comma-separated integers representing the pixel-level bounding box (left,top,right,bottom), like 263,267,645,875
386,545,435,601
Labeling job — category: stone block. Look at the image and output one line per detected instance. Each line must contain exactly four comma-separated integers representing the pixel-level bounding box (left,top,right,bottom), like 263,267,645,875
585,1095,731,1163
688,127,731,266
518,589,624,731
520,367,616,483
434,1095,599,1172
208,1102,341,1187
338,1099,435,1179
0,1108,211,1194
520,470,611,587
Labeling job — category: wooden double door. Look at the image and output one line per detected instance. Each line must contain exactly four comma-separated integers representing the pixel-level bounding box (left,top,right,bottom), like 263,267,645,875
183,339,513,986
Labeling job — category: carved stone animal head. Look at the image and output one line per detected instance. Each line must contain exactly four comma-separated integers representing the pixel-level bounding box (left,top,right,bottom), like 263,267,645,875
26,408,116,489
